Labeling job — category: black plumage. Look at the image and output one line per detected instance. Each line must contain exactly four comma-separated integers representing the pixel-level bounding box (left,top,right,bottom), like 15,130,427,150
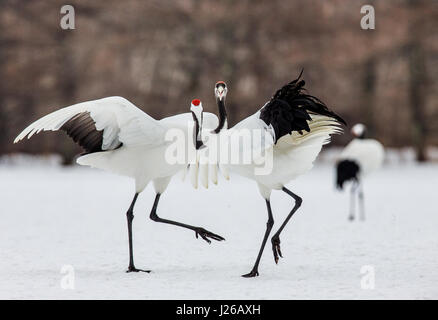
60,112,105,154
259,71,346,143
336,159,360,190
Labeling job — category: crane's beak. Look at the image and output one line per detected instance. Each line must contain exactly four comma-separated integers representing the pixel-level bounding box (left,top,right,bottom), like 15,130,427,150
217,90,225,101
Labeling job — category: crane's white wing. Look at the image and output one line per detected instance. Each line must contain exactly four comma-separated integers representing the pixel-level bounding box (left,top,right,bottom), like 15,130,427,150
14,96,165,150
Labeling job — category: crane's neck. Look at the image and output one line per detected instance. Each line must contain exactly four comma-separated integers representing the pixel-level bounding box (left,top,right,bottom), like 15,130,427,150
191,111,204,149
357,131,366,139
213,98,228,134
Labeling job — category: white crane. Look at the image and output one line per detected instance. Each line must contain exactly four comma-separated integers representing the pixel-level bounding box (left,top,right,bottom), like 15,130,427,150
336,123,384,221
199,74,346,277
14,96,224,273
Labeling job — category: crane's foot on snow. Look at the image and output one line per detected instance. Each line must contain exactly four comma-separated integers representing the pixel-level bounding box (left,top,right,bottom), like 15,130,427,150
271,236,283,264
126,266,151,273
242,269,259,278
348,215,355,221
194,227,225,244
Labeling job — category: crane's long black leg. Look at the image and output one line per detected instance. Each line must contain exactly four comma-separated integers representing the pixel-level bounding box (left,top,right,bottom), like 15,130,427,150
126,193,150,273
349,182,358,221
358,183,365,221
270,187,302,264
242,199,274,278
149,194,225,243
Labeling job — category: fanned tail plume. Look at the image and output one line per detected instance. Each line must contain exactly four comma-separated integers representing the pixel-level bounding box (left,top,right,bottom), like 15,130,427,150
260,70,346,143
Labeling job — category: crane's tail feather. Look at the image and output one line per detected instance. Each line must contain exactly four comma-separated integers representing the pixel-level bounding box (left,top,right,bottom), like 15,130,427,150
260,72,346,143
279,115,343,147
336,159,360,190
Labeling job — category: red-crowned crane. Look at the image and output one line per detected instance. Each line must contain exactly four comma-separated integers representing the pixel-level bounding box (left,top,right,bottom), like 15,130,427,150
199,73,346,277
336,123,384,221
14,97,224,273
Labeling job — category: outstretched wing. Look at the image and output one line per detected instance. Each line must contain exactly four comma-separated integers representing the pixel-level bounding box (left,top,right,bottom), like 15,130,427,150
14,96,165,152
259,71,346,143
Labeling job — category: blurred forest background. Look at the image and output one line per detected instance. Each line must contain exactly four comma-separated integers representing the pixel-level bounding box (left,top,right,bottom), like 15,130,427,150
0,0,437,163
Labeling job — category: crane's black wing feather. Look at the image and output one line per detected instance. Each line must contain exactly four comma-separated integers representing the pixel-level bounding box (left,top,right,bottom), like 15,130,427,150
60,112,104,153
60,112,124,154
260,71,346,143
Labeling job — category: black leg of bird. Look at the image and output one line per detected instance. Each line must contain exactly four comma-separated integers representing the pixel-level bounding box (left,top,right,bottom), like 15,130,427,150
358,184,365,221
126,193,150,273
242,199,274,278
349,182,358,221
270,187,302,264
149,194,225,243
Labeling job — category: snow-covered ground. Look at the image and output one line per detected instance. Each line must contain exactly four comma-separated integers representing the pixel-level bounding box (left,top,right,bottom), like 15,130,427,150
0,161,437,299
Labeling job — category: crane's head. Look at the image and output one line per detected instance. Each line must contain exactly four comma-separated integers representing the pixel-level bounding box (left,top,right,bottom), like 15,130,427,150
351,123,366,139
190,98,203,118
214,81,227,101
190,99,204,149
